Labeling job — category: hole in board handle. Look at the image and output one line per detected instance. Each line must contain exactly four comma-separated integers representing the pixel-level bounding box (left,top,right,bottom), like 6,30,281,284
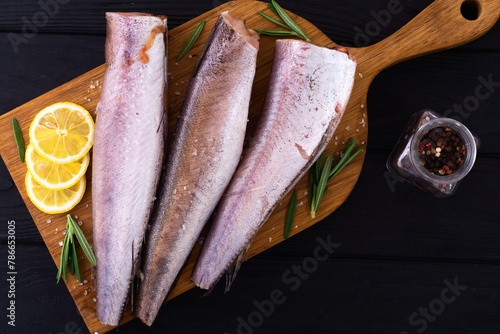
461,0,481,21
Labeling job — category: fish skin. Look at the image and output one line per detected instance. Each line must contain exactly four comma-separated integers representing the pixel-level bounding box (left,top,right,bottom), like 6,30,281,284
92,12,167,326
191,39,357,290
135,12,259,326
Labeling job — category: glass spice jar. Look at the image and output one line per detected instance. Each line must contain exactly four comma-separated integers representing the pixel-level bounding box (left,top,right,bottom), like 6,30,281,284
386,110,478,197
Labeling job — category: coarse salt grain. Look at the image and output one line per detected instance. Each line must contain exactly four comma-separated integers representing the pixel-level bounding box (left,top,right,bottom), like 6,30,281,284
361,104,364,108
359,73,363,78
175,91,181,96
268,237,272,242
345,126,350,130
304,191,308,195
59,241,64,246
295,225,298,229
46,219,52,224
84,290,88,296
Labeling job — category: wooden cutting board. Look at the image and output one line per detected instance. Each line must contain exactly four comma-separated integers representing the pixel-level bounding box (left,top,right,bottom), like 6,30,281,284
0,0,498,333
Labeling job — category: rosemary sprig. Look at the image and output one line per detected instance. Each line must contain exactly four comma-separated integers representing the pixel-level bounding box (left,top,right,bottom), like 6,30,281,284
284,189,297,240
270,0,309,41
310,139,364,218
56,215,96,283
255,0,311,42
177,20,205,61
12,118,25,162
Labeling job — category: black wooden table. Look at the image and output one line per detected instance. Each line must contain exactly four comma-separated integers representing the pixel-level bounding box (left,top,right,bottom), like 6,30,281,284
1,1,499,333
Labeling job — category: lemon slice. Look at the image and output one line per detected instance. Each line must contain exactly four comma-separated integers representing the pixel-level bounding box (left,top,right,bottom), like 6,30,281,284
25,172,86,214
25,143,89,190
29,102,94,164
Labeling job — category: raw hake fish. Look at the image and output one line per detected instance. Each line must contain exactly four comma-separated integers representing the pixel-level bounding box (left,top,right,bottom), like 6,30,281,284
92,12,167,326
192,39,356,290
135,12,259,325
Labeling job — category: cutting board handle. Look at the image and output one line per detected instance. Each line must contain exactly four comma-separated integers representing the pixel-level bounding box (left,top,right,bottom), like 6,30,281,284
357,0,500,77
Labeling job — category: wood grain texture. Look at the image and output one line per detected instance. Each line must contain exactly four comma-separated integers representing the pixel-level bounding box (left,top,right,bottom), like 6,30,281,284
0,0,498,333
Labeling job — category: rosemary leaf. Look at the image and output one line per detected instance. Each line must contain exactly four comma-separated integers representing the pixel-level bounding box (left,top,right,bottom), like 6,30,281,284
253,29,300,38
315,152,324,185
68,227,76,275
271,0,310,42
284,189,298,240
177,20,205,61
71,240,81,283
267,2,279,17
308,167,315,205
68,245,75,275
258,11,289,30
67,215,96,266
315,185,328,218
12,118,25,162
311,153,333,218
56,237,67,283
60,234,70,282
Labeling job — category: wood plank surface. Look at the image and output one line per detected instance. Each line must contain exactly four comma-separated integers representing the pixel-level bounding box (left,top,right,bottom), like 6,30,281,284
0,0,499,333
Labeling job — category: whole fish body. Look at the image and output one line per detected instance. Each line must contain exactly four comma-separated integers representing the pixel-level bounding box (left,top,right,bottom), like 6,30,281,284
135,12,259,326
191,39,357,290
92,12,167,326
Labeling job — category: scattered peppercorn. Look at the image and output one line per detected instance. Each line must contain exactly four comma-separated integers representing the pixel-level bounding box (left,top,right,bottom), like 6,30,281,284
418,127,465,175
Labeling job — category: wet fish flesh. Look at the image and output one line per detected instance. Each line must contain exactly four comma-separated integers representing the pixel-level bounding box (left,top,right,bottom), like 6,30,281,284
92,12,167,326
191,39,356,290
135,12,259,326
